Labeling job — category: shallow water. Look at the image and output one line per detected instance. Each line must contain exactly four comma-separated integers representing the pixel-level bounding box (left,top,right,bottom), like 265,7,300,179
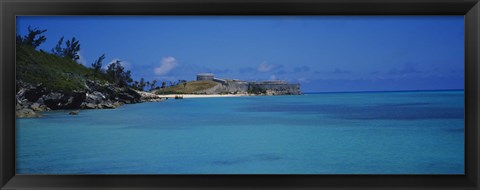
16,90,464,174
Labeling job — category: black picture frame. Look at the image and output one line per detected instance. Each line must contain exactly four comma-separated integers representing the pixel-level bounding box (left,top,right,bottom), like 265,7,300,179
1,0,479,189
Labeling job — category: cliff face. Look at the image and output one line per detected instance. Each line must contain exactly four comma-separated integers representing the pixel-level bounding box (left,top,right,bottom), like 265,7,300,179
16,80,144,118
194,81,301,95
251,83,301,95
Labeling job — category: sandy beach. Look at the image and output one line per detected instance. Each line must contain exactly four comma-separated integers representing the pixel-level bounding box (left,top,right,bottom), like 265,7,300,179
135,90,252,99
157,94,252,99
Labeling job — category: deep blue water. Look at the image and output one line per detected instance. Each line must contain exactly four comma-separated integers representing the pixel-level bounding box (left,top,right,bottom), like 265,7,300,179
16,90,464,174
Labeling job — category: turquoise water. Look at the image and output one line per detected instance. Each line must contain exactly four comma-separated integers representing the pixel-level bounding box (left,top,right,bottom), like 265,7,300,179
16,91,464,174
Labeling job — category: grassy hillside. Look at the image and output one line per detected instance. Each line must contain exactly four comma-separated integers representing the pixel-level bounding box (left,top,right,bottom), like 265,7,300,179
16,45,109,92
155,80,218,94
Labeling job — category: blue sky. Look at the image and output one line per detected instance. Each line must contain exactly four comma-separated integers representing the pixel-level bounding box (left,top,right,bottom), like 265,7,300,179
16,16,464,92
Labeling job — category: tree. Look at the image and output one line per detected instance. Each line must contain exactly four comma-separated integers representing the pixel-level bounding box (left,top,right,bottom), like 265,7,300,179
138,78,146,91
51,36,64,56
124,70,133,85
106,60,120,83
91,54,105,80
17,26,47,48
151,80,157,90
50,36,81,61
106,60,132,87
133,81,140,90
64,37,81,61
146,81,151,91
161,81,166,89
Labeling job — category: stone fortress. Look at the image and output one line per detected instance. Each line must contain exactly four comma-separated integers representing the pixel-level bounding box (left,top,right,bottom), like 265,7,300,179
195,73,301,95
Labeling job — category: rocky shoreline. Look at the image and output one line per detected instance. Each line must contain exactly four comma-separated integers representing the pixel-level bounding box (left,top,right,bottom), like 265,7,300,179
16,80,166,118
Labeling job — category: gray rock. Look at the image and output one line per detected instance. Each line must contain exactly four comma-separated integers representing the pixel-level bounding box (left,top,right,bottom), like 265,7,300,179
117,88,141,103
16,108,41,118
44,92,86,109
69,110,80,115
112,101,123,108
36,97,45,104
102,102,115,109
16,80,145,113
17,101,32,110
24,85,47,102
86,91,106,104
30,102,43,111
85,103,97,109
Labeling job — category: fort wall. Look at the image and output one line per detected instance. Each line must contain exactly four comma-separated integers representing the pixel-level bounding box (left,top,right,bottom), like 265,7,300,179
195,73,301,95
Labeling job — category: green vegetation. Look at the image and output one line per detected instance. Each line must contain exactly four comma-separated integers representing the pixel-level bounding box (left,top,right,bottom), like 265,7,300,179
247,85,267,94
150,80,157,90
156,80,218,94
91,54,105,80
16,26,161,93
16,26,115,92
16,26,47,49
16,45,109,92
105,60,133,88
133,78,147,91
51,36,81,61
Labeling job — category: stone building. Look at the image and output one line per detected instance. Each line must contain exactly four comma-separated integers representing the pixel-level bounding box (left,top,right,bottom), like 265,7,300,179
196,73,214,81
195,73,301,95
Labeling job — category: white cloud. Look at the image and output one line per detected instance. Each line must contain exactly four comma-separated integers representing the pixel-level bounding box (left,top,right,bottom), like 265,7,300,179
257,61,275,72
103,58,131,70
154,56,178,76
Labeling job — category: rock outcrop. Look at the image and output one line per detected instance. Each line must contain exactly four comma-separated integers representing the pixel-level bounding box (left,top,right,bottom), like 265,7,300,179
16,80,162,118
134,90,166,102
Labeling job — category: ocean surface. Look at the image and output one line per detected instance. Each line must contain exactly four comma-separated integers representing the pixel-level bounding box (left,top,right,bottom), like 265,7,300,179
16,90,464,174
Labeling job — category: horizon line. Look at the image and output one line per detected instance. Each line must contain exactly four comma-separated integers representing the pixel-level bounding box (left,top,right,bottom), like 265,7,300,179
303,89,464,94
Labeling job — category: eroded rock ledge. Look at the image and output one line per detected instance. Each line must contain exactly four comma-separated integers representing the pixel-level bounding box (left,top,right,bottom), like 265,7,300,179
16,80,165,118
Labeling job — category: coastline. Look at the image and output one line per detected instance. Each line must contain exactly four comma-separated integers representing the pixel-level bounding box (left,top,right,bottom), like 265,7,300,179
17,84,302,118
15,91,259,118
156,94,253,99
136,90,255,99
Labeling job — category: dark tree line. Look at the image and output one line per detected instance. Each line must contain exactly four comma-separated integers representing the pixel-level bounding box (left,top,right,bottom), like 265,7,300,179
89,55,163,91
132,78,160,91
52,36,81,61
16,26,47,49
105,60,133,88
89,55,155,91
91,54,105,80
16,26,82,62
131,78,188,92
